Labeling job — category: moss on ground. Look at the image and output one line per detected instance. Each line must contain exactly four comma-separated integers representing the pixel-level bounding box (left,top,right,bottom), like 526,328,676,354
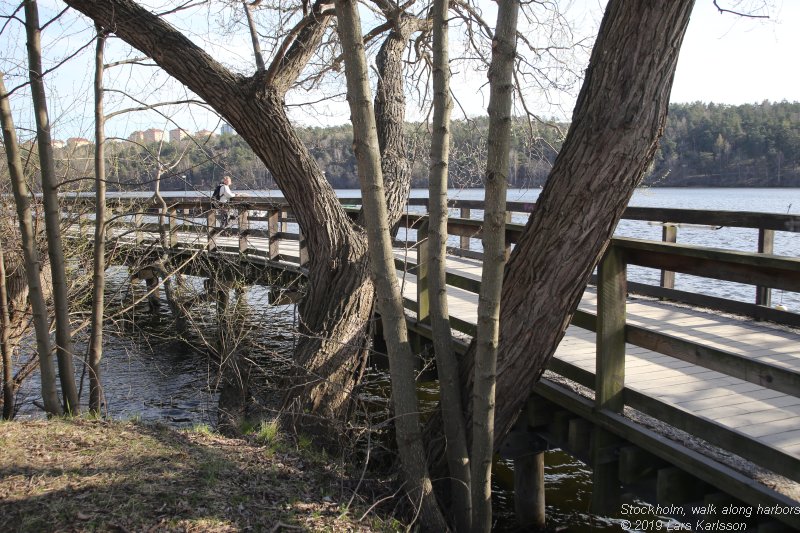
0,419,401,532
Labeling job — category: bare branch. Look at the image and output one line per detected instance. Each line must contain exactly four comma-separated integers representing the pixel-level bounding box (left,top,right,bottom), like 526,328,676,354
265,0,335,94
712,0,769,18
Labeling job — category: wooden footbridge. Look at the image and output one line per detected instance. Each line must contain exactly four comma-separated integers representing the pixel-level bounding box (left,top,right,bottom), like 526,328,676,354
79,194,800,530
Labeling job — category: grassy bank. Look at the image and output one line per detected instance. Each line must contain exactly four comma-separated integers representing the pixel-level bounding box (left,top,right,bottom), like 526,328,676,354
0,419,401,532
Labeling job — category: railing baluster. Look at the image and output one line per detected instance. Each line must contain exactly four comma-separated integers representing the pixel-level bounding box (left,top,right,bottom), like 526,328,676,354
756,228,774,307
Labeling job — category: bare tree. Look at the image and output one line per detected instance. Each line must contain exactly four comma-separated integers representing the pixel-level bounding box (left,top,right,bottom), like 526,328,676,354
87,27,107,415
334,0,448,529
0,240,14,419
24,0,80,414
471,1,518,529
426,0,471,528
0,72,61,416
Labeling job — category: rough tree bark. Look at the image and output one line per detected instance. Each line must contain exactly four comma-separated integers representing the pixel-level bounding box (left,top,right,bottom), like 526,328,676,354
488,0,694,448
0,73,62,416
88,28,107,415
470,1,518,530
334,0,448,529
25,0,80,414
62,0,414,423
427,0,471,528
423,1,695,507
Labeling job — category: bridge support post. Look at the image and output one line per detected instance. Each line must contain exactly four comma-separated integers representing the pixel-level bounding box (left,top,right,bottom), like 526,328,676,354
500,408,547,530
756,228,774,308
515,449,546,529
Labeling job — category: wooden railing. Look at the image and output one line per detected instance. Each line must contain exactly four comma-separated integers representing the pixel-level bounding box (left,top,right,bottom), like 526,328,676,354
95,193,800,321
79,193,800,483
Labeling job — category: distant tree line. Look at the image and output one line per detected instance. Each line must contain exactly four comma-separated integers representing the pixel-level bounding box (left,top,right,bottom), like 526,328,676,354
649,101,800,187
4,101,797,192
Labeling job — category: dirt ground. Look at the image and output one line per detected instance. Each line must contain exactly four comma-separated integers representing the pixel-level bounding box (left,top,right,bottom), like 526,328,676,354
0,419,403,532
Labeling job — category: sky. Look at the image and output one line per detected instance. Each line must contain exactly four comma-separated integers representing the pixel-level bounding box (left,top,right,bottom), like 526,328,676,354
1,0,798,140
669,0,800,105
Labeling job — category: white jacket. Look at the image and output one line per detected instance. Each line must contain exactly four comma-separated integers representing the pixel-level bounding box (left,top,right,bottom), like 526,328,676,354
218,184,235,203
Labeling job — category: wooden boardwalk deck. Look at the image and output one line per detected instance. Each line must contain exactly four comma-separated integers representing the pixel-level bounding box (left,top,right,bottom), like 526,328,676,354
389,248,800,461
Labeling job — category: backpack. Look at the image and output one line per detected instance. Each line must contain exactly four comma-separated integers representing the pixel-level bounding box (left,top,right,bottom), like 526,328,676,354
212,183,223,201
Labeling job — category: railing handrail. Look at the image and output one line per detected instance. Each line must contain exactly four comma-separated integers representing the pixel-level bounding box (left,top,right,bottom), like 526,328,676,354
86,193,800,234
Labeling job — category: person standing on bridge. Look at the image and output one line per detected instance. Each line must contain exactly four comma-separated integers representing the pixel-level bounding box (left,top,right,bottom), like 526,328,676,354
212,175,236,227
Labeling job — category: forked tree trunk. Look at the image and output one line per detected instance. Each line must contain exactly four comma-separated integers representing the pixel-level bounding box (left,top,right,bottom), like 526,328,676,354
65,0,423,425
0,73,61,416
88,28,107,415
334,0,448,530
25,0,80,414
471,1,518,530
427,0,471,528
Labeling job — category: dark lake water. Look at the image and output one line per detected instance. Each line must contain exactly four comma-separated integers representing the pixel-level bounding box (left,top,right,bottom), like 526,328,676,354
14,187,800,532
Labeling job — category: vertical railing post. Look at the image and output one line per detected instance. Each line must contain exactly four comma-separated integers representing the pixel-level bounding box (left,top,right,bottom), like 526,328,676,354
756,228,774,307
207,209,217,252
592,243,627,514
134,212,143,245
460,207,471,252
660,224,677,290
596,243,626,410
416,220,430,324
298,231,308,266
268,209,280,260
238,206,249,254
167,206,178,248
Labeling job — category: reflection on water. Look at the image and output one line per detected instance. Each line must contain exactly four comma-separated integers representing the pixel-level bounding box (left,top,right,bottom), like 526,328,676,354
15,266,298,428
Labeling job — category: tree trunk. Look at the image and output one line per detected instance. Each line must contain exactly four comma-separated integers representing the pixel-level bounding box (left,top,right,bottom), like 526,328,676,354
471,1,518,530
427,0,471,528
0,241,14,420
63,0,417,424
25,0,80,415
0,73,62,416
424,0,695,501
334,0,448,530
88,28,107,415
489,0,694,449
